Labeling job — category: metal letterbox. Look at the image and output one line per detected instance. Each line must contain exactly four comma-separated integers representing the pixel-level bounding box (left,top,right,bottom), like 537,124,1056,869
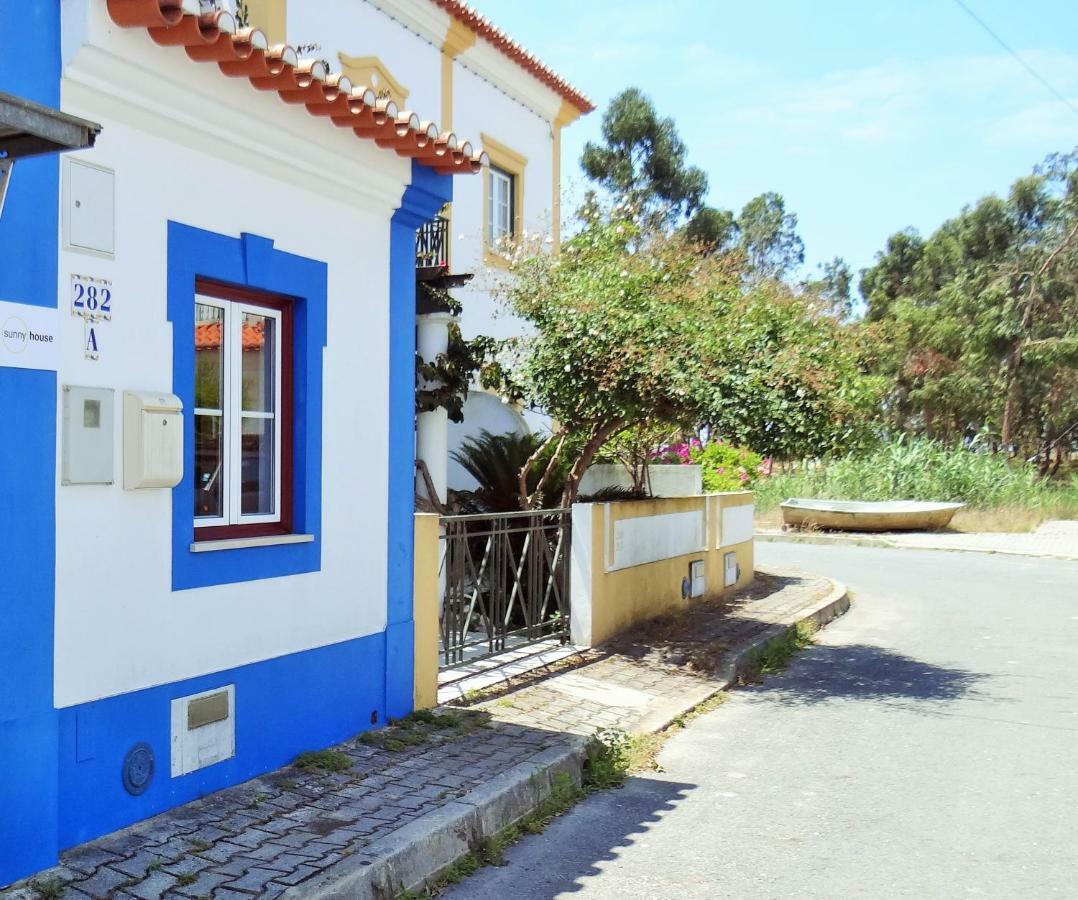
123,390,183,489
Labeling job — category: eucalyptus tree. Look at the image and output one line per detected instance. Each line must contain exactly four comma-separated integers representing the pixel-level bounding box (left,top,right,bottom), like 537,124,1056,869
859,147,1078,464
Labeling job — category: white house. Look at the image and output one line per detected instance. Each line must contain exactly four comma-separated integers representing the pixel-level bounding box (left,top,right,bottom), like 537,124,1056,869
273,0,594,498
0,0,587,885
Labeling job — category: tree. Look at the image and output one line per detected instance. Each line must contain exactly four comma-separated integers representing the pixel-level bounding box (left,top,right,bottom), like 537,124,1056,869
859,228,925,322
495,207,882,505
580,88,708,228
802,256,854,320
681,205,738,253
495,218,734,505
735,191,805,279
858,147,1078,464
694,279,881,460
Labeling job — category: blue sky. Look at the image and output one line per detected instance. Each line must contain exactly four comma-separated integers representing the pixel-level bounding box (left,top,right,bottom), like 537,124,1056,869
477,0,1078,283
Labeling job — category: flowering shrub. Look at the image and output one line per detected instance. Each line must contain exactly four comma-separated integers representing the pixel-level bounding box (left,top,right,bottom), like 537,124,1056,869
652,439,765,493
651,438,702,465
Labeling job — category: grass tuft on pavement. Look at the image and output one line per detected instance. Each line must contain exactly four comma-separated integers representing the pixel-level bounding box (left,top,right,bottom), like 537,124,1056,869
293,749,354,773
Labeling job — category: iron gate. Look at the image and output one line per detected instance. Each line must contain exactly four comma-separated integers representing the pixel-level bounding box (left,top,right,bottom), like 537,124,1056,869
439,508,571,668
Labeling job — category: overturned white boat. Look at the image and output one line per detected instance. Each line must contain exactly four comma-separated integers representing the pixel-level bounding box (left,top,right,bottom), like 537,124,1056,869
781,498,964,532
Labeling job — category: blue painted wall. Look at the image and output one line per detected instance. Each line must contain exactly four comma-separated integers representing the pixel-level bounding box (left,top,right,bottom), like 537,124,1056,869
0,0,62,885
0,46,453,871
57,631,386,849
385,161,452,718
167,225,327,590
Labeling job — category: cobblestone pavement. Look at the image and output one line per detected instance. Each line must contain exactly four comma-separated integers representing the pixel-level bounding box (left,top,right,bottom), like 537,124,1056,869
3,568,832,900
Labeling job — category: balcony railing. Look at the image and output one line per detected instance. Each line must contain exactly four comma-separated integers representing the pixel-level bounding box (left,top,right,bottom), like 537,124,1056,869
416,215,449,279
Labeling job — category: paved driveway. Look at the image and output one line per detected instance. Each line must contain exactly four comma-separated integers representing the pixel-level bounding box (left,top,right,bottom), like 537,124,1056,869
443,544,1078,899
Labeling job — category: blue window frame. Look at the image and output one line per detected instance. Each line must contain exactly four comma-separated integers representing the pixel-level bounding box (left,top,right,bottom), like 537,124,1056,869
167,225,327,590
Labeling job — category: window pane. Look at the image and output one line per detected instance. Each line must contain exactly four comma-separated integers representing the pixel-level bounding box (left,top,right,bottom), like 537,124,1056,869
240,416,275,516
241,313,276,413
195,304,223,410
489,168,516,245
194,414,224,519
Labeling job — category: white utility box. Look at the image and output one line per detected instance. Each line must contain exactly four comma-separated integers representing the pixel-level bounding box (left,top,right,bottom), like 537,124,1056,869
724,551,740,587
123,390,183,490
689,559,706,598
64,159,115,255
170,685,236,777
61,385,114,485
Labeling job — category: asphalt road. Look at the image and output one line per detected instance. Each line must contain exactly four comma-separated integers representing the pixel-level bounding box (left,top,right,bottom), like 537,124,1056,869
442,544,1078,899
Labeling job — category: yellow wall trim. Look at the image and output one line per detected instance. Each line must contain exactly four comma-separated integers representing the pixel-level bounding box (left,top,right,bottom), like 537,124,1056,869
243,0,287,45
338,53,410,107
438,21,476,269
413,513,441,710
443,18,477,62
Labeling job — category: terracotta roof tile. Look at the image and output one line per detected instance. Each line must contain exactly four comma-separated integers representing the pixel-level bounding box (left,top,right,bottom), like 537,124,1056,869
106,1,488,174
432,0,594,113
195,319,265,351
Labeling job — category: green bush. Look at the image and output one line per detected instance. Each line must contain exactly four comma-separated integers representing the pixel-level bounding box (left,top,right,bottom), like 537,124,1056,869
754,438,1078,513
690,442,762,493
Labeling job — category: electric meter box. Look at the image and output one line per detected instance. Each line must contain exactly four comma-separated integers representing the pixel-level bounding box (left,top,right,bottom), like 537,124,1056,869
61,385,115,485
123,390,183,490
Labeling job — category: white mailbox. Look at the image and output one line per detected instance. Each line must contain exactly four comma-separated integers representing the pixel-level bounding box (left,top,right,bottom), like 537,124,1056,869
124,390,183,490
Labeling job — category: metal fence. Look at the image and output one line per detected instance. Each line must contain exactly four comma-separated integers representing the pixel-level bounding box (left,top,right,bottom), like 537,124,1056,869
439,508,571,668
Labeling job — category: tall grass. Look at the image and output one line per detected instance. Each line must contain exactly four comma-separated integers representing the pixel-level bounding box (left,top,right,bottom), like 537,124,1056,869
754,439,1078,518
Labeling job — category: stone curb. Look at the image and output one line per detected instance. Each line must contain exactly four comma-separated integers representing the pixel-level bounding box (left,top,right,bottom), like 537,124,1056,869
291,575,851,899
284,742,588,900
757,531,1078,562
634,576,850,734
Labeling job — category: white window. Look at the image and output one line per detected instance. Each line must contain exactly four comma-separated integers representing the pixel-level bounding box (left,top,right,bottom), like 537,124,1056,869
194,294,284,532
487,165,515,247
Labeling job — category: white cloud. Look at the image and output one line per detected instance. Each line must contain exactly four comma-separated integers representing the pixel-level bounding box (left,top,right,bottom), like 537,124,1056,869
697,50,1078,152
984,98,1078,146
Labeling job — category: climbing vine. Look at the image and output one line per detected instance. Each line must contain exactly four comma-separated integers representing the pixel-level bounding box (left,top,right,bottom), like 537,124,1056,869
415,288,505,423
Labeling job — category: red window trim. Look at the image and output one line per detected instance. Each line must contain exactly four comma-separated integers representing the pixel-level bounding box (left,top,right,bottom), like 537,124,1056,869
193,277,295,542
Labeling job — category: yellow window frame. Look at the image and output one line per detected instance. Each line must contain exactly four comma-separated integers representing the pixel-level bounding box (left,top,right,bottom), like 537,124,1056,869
480,133,527,270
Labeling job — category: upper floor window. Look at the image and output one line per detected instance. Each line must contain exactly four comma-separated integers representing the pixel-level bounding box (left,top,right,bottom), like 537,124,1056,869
193,282,293,540
487,165,515,248
480,134,527,267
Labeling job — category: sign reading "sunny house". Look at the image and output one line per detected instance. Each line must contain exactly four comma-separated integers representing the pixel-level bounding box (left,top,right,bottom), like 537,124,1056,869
0,299,59,372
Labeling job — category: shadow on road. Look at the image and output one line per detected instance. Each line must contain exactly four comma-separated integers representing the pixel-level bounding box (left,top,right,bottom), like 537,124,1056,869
441,774,696,899
752,643,988,705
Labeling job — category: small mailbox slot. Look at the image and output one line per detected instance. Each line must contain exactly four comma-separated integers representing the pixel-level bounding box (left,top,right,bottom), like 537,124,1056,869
187,692,230,730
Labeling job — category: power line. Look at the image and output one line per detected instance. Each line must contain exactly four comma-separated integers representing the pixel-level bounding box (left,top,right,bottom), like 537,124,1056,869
951,0,1078,120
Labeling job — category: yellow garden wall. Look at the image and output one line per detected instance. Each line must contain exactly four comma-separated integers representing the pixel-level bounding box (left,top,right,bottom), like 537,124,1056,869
413,513,441,710
570,493,754,648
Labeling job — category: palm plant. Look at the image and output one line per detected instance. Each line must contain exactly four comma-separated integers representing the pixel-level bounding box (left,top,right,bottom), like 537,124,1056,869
451,430,565,512
452,430,649,512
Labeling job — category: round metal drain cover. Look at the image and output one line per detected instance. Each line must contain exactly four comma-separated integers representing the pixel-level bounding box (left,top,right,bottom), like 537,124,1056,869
122,742,155,796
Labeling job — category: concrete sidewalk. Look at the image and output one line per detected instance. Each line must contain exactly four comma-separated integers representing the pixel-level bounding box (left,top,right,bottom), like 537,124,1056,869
759,518,1078,561
2,568,847,900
